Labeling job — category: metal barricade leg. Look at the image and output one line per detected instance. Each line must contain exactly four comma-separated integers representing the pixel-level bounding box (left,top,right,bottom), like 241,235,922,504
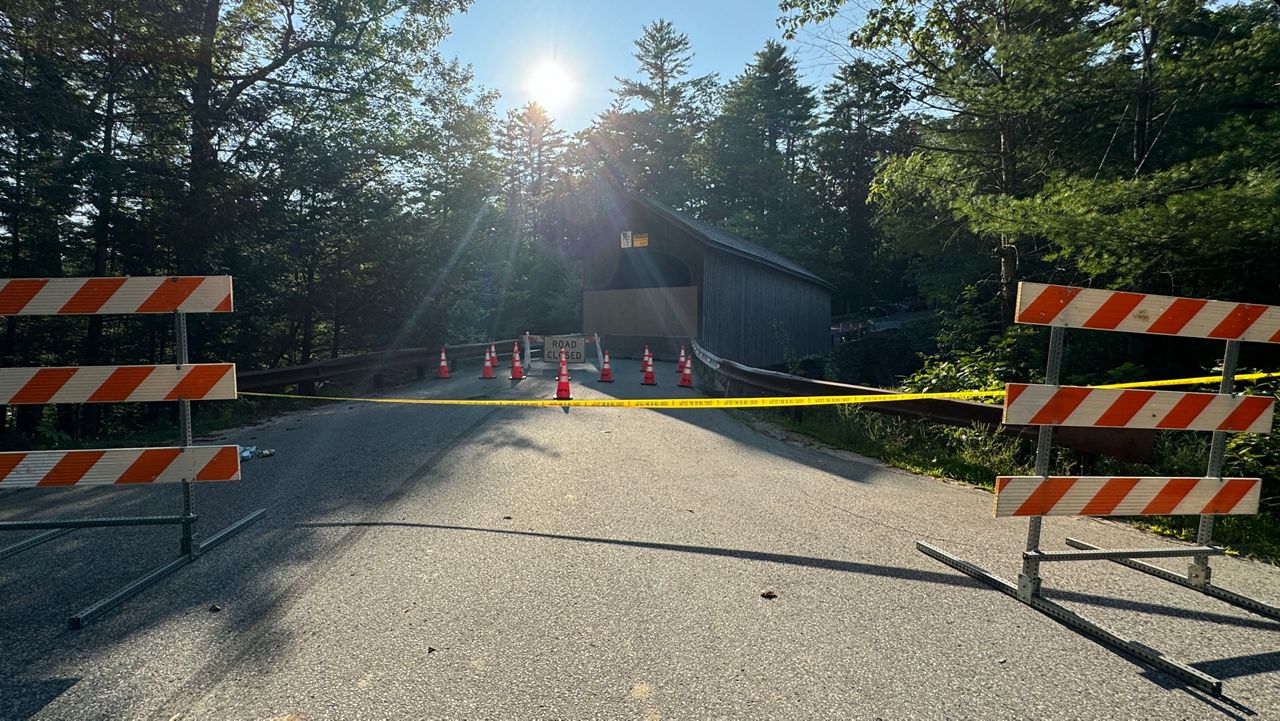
65,310,267,628
1017,326,1064,601
918,542,1223,695
1064,538,1280,621
918,324,1224,695
176,311,197,559
0,528,73,560
68,507,268,629
1066,339,1279,621
1191,340,1238,588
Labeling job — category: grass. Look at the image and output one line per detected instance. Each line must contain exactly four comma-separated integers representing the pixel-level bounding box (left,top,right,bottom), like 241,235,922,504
754,405,1036,489
753,405,1280,564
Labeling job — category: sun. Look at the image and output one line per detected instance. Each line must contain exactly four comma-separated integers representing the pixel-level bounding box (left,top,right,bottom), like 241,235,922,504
526,61,573,113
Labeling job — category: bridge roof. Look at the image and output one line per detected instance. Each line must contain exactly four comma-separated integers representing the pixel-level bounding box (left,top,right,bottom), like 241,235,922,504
634,196,837,292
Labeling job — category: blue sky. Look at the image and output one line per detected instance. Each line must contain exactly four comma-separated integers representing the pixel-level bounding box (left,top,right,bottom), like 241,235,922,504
439,1,847,132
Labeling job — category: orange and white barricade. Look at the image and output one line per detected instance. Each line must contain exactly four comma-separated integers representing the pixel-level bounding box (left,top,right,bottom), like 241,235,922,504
0,275,233,316
918,282,1280,697
0,276,264,628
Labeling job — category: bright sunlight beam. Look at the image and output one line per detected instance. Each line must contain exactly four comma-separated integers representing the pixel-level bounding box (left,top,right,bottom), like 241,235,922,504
525,61,573,114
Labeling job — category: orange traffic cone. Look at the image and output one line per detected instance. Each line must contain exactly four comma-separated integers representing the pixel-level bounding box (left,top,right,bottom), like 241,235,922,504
676,345,687,374
555,350,572,400
641,356,657,386
489,343,498,366
480,349,495,379
678,357,693,387
511,342,520,369
598,350,614,382
510,348,525,380
436,347,450,379
642,344,651,365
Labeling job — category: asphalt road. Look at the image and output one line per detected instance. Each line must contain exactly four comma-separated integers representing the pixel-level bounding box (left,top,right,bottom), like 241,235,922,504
2,356,1279,720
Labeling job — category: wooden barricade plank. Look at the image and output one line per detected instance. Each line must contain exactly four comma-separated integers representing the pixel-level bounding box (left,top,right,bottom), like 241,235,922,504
0,276,232,316
0,274,265,630
1016,282,1280,343
0,446,241,487
994,476,1261,517
915,285,1280,695
1004,383,1273,433
0,364,236,404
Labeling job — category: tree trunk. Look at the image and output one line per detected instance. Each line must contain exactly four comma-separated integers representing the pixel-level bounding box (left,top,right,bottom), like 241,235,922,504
998,241,1019,319
184,0,221,273
83,0,119,438
1133,18,1158,173
994,0,1020,319
299,260,316,395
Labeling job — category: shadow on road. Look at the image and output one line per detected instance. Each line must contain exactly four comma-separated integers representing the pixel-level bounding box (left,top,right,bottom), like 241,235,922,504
0,381,504,721
0,677,78,721
1045,588,1280,634
484,433,562,457
1193,649,1280,680
579,356,885,489
297,520,983,589
2,360,1276,719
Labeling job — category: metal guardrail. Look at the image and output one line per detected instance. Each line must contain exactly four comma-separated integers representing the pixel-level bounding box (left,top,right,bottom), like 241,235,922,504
238,336,1152,461
690,339,1155,462
237,339,530,391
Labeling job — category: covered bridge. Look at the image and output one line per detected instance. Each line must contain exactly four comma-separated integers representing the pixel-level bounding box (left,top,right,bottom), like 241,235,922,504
582,195,834,367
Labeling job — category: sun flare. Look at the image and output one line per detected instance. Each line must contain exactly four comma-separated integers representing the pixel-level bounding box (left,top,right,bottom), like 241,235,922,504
526,61,573,113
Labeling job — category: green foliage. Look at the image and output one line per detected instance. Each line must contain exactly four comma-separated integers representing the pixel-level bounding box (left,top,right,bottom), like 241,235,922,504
828,328,930,387
597,19,718,207
0,0,513,440
700,41,816,254
614,19,719,120
785,0,1280,329
761,405,1038,489
770,408,1280,562
900,286,1042,392
965,164,1280,301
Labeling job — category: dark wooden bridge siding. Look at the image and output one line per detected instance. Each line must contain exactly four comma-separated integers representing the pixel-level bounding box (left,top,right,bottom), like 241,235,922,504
700,251,831,367
582,194,833,367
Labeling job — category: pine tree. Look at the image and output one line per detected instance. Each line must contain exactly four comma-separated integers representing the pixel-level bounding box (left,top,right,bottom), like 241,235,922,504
498,103,567,246
813,61,906,308
784,0,1105,315
606,19,717,205
701,41,816,251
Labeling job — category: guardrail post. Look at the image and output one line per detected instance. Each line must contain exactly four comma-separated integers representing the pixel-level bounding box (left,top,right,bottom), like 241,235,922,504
1190,339,1240,587
1018,324,1064,601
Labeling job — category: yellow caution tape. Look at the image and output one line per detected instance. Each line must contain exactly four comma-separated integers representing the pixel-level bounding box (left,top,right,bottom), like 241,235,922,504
238,371,1280,409
1094,371,1279,389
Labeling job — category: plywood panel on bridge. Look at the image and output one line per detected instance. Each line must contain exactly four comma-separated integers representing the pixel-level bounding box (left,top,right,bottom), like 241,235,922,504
583,286,699,339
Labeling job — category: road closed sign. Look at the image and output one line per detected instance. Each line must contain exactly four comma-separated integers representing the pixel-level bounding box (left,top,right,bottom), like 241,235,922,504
544,335,587,363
